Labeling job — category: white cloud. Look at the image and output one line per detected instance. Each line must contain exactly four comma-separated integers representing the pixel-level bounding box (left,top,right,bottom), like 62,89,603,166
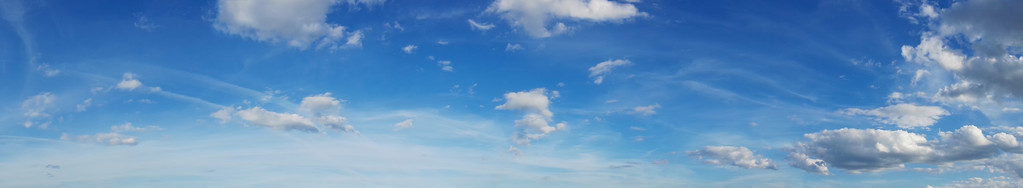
21,92,56,128
467,19,495,31
588,59,631,84
437,60,454,72
61,133,137,146
687,146,778,170
211,107,234,123
111,122,162,132
629,126,645,131
75,98,92,112
487,0,646,38
628,104,660,116
930,176,1023,188
505,43,523,52
394,119,413,130
787,153,830,175
213,0,373,50
236,107,319,132
116,72,143,91
838,103,949,129
496,88,565,145
299,92,342,116
402,45,417,54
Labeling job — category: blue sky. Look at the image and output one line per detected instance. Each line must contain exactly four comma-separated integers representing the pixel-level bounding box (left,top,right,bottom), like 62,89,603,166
3,0,1023,187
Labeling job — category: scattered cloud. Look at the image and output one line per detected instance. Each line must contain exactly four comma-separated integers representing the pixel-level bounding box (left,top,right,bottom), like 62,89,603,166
438,60,454,72
211,107,234,123
394,119,413,130
236,107,319,132
496,88,566,145
212,0,373,50
588,59,631,84
687,146,778,170
487,0,646,38
628,104,660,116
787,153,830,175
116,72,143,91
929,176,1023,188
467,19,495,31
505,43,523,52
402,45,417,54
838,103,949,129
61,133,137,146
75,98,92,112
21,92,56,129
111,122,162,132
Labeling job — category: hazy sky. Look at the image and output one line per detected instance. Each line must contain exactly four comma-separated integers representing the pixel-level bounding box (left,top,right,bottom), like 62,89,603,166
3,0,1023,187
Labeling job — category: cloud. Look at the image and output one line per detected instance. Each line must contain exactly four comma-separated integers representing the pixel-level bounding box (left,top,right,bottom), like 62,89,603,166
211,107,234,123
402,45,417,54
21,92,56,128
838,103,949,129
236,107,319,132
628,104,660,116
298,92,356,133
787,153,830,175
900,0,1023,114
467,19,495,31
496,88,566,145
929,176,1023,188
487,0,645,38
687,146,778,170
790,125,1023,175
116,72,143,91
75,98,92,112
505,43,523,52
588,59,631,84
437,60,454,72
110,122,162,132
394,119,413,130
213,0,373,50
61,133,137,146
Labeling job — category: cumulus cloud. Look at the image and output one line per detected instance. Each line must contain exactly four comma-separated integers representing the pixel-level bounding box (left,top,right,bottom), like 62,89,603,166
61,133,137,146
213,0,374,50
402,45,417,54
437,60,454,72
467,19,495,31
588,59,631,84
116,72,143,91
236,107,319,132
211,107,234,123
496,88,566,145
900,0,1023,113
838,103,949,129
298,92,356,133
687,146,778,170
790,125,1023,175
628,104,660,116
487,0,646,38
21,92,56,128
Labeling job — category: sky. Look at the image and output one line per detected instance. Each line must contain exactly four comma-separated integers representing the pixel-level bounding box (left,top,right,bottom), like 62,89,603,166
2,0,1023,187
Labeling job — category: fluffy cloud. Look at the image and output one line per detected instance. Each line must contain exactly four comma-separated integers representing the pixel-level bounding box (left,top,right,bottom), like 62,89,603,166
467,19,495,31
21,92,56,128
787,153,830,175
496,88,566,145
687,146,778,170
588,59,631,84
838,103,949,129
61,133,137,146
211,107,234,123
900,0,1023,113
790,125,1023,175
505,43,523,52
213,0,372,50
236,107,319,132
116,72,143,91
487,0,645,38
299,92,342,116
628,104,660,116
402,45,417,54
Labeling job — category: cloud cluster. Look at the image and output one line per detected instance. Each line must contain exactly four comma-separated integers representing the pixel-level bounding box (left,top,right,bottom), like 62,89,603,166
838,103,949,129
789,125,1023,175
21,92,56,128
588,59,631,84
496,88,566,145
116,72,142,91
213,0,373,50
900,0,1023,114
212,92,357,134
687,146,778,170
487,0,645,38
929,176,1023,188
